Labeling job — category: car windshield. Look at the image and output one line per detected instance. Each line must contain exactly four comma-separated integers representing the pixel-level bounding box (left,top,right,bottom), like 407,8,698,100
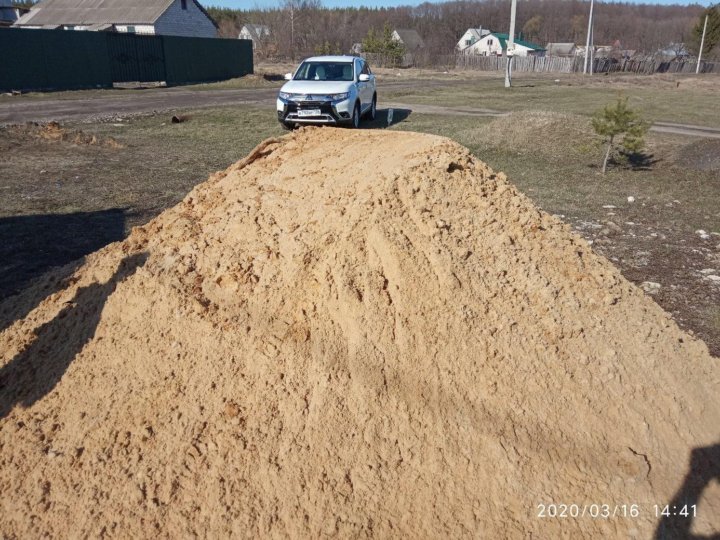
294,61,354,82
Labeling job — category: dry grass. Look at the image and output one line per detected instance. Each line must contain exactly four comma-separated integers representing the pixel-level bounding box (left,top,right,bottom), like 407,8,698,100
383,72,720,127
456,111,599,160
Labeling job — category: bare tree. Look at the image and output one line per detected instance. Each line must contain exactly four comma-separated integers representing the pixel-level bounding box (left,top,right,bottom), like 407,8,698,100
210,0,705,63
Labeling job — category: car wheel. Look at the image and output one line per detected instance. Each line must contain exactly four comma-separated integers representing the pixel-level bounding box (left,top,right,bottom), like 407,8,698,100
280,121,295,131
367,94,377,121
351,103,361,129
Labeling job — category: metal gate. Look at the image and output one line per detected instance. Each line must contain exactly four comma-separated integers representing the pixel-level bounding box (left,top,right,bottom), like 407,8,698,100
107,34,166,83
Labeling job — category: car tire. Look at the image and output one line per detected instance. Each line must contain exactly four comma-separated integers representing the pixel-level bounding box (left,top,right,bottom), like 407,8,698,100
366,94,377,121
280,121,295,131
350,102,361,129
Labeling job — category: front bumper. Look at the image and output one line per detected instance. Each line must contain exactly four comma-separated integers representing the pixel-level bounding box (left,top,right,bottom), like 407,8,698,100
277,97,353,125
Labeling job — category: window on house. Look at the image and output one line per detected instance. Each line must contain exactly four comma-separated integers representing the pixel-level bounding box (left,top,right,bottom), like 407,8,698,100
181,0,187,9
488,39,493,46
465,39,471,46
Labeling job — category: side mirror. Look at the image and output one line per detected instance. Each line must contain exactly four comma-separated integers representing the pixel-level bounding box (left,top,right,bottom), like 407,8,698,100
284,73,293,81
358,74,370,82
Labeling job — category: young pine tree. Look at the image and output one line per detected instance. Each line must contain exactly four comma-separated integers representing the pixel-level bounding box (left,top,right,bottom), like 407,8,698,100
362,23,405,64
591,97,649,174
692,4,720,58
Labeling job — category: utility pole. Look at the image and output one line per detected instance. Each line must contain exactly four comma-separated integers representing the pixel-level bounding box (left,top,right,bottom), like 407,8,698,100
505,0,517,88
697,14,709,74
583,0,595,75
590,15,594,75
290,3,295,61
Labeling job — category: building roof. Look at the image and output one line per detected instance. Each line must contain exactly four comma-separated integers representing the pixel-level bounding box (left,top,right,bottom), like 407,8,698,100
14,0,217,28
392,29,424,50
490,32,545,51
545,42,576,55
465,28,489,41
457,27,490,50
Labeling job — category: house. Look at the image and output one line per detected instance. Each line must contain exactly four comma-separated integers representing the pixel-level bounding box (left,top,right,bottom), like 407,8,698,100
0,0,29,27
456,27,491,52
655,43,690,61
13,0,218,38
545,42,576,57
461,32,545,57
238,23,269,50
391,28,424,66
593,45,616,59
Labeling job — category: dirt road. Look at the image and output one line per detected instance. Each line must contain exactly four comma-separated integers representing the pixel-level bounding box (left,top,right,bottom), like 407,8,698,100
2,82,719,139
0,87,280,125
0,79,452,125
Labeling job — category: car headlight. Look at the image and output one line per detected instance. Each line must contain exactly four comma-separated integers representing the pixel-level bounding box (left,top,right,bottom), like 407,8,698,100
279,92,294,100
329,93,349,101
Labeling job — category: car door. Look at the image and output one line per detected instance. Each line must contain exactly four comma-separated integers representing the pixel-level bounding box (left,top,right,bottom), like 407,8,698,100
360,61,375,109
354,58,367,109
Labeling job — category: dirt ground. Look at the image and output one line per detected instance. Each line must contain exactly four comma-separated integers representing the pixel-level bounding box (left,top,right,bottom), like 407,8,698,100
1,128,718,538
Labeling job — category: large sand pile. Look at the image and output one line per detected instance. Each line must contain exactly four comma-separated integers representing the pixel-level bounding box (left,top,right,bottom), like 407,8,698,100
1,128,718,538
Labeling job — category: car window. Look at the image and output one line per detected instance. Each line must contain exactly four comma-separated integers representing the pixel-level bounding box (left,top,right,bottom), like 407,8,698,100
294,62,354,82
361,62,370,75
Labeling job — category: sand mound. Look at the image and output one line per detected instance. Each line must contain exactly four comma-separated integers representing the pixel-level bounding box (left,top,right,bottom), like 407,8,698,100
1,128,718,538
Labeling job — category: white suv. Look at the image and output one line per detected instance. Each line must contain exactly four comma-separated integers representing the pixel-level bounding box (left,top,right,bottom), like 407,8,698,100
277,55,377,129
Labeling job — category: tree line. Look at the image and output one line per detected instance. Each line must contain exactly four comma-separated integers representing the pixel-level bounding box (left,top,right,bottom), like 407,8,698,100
208,0,717,63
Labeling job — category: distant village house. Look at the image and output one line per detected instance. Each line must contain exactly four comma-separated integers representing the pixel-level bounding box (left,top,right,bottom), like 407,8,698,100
13,0,218,38
456,27,491,53
655,43,690,61
238,24,270,50
391,28,424,67
460,31,545,57
545,42,576,57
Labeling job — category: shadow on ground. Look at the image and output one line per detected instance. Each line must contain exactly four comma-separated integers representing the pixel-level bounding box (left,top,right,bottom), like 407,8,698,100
0,252,147,420
655,443,720,539
363,108,412,129
0,209,126,302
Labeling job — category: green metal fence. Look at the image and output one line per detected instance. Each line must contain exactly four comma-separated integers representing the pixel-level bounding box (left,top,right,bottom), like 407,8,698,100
1,28,112,91
0,28,253,92
107,33,166,83
164,36,253,85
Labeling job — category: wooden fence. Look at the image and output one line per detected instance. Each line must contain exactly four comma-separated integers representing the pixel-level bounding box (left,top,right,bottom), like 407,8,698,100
454,54,718,75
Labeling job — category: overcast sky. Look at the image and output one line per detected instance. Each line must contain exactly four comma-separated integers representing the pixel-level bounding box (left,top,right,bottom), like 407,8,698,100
208,0,713,8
